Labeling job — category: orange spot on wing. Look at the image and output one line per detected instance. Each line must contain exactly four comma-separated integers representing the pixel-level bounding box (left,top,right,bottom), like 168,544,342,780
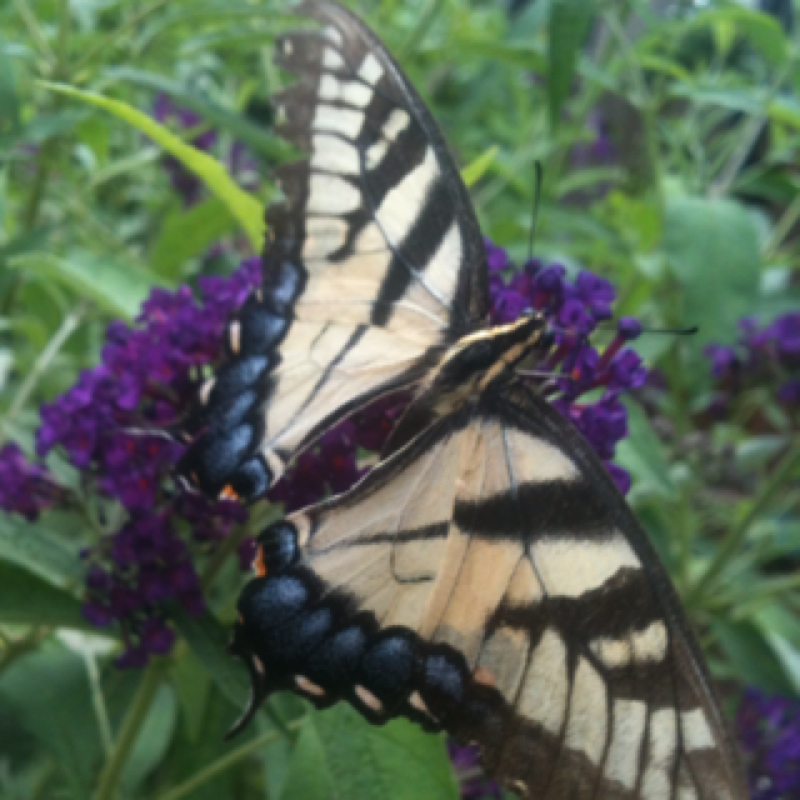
220,485,240,501
473,667,496,687
253,547,267,577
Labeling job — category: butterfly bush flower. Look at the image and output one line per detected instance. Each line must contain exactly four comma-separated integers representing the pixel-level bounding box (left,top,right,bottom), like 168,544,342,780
488,240,644,494
737,687,800,799
0,443,64,520
153,94,260,207
704,311,800,421
33,258,261,667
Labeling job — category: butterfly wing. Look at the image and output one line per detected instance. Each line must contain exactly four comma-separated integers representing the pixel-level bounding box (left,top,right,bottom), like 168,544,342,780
177,0,488,501
232,380,747,800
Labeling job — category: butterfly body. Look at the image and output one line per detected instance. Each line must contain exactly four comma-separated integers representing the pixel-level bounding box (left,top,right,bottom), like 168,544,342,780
178,2,749,798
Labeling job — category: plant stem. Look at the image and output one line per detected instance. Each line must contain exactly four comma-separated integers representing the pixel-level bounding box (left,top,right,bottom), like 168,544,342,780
12,0,56,66
152,725,297,800
93,660,166,800
1,300,88,442
687,441,800,607
72,0,173,76
397,0,446,59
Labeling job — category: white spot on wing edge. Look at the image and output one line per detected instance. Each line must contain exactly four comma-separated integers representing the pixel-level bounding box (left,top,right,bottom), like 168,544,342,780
358,52,383,84
323,48,344,69
681,708,715,751
383,108,411,141
366,139,389,171
324,25,343,45
531,534,640,598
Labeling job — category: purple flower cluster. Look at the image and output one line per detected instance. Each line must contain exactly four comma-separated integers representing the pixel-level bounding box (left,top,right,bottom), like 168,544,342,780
705,312,800,420
268,394,408,513
449,743,503,799
153,94,259,207
33,258,260,667
566,110,616,205
488,239,645,493
737,687,800,799
0,442,64,520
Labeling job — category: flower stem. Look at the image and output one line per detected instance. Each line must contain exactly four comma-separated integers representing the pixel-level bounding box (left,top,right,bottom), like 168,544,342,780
152,723,300,800
0,300,88,444
93,659,166,800
686,441,800,608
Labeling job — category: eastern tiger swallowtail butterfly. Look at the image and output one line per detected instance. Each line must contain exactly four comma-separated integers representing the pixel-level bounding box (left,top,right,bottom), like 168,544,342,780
176,2,748,798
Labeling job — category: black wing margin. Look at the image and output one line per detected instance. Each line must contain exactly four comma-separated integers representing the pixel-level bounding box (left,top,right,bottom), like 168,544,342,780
177,0,489,502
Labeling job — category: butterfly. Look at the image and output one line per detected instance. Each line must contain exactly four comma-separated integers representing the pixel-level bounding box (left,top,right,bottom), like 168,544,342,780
176,2,748,798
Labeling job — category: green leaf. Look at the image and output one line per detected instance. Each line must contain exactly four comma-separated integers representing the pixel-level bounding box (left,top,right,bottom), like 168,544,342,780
280,719,335,800
9,250,164,321
0,645,103,799
0,513,84,584
713,619,793,693
172,652,212,742
0,38,21,132
662,194,760,348
616,400,675,502
0,109,87,150
0,559,90,628
689,7,788,67
38,81,263,250
121,685,178,793
151,198,237,281
281,705,459,800
172,606,248,709
754,605,800,694
461,145,498,188
104,67,290,161
547,0,595,130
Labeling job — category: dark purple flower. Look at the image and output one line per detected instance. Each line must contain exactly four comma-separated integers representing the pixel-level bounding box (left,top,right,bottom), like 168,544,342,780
704,310,800,421
706,344,738,379
778,379,800,406
153,94,218,207
566,111,616,204
772,312,800,367
37,258,261,666
575,272,614,321
484,238,510,273
448,743,503,799
0,443,64,520
737,687,800,799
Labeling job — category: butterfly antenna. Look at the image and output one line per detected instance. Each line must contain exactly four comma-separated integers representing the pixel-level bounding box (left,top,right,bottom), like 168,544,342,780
593,323,699,337
527,161,544,263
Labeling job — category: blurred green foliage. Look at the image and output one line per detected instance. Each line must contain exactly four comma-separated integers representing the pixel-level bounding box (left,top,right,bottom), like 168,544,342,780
1,0,799,798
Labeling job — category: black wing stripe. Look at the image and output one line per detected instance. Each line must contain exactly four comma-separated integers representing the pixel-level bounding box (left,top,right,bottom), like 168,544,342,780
453,479,612,540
